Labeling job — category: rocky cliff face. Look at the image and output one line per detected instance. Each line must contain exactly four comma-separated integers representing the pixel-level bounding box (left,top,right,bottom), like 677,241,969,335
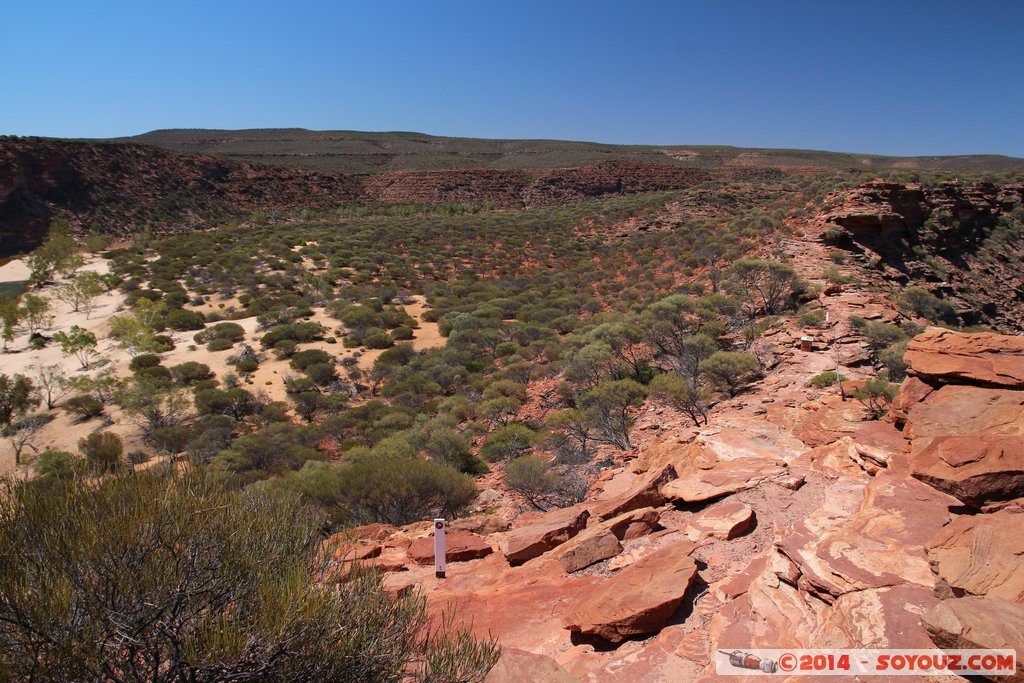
0,137,783,256
822,179,1024,331
0,137,364,255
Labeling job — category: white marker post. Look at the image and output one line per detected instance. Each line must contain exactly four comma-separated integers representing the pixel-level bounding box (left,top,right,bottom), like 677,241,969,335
433,518,446,579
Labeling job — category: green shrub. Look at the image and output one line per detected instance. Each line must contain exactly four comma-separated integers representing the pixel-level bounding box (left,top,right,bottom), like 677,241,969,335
332,456,478,526
168,362,214,385
129,354,161,372
480,424,535,462
206,337,234,351
78,431,123,472
235,359,259,374
33,450,80,482
810,370,847,388
899,287,956,323
63,395,104,421
290,349,332,371
699,351,760,397
799,310,825,327
165,308,206,331
0,471,498,680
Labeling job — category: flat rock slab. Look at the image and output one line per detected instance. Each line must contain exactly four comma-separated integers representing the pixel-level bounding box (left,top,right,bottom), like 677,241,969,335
928,509,1024,603
922,596,1024,681
485,648,580,683
407,530,492,565
904,385,1024,440
661,458,782,502
911,435,1024,506
562,540,698,643
905,328,1024,389
683,500,755,541
500,505,590,565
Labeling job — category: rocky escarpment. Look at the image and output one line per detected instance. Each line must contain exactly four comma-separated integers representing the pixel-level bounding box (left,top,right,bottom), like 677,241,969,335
1,137,786,256
821,179,1024,331
324,325,1024,681
0,136,365,255
0,135,574,255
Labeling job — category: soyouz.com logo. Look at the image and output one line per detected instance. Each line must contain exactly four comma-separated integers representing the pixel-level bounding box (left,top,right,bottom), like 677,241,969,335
716,649,1017,676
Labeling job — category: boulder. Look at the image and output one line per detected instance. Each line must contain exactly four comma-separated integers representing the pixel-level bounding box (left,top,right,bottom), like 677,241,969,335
922,597,1024,681
683,500,755,541
905,328,1024,389
549,507,660,573
911,435,1024,506
588,464,675,520
553,528,622,573
562,541,698,642
500,505,590,565
407,530,492,565
928,509,1024,603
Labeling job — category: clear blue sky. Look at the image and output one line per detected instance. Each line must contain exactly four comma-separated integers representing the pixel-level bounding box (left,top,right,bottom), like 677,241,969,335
2,0,1022,156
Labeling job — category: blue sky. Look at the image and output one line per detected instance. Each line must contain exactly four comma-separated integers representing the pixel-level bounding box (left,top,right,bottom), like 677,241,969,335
2,1,1022,156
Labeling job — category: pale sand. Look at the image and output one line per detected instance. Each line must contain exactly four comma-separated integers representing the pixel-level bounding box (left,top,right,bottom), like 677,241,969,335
0,257,446,477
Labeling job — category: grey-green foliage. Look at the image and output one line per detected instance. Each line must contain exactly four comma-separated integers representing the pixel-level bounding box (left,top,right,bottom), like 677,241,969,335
0,471,499,682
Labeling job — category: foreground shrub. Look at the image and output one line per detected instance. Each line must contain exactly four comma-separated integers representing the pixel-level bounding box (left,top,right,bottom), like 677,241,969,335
333,456,478,526
0,471,499,681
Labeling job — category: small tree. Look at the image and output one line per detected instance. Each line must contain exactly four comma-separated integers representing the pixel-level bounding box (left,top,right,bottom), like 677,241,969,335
18,294,53,336
0,374,39,430
33,364,71,409
699,351,760,397
117,380,193,435
0,296,19,350
505,454,558,511
648,372,710,426
53,325,98,369
726,259,803,317
853,372,900,419
7,414,48,466
56,271,106,318
579,379,646,450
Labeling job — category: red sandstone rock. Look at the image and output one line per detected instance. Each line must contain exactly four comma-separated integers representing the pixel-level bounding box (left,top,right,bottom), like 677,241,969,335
485,648,580,683
548,507,660,573
905,328,1024,388
562,541,699,642
885,376,935,427
683,500,755,541
922,597,1024,681
449,514,510,535
552,528,622,573
660,458,782,502
904,385,1024,440
588,464,676,519
407,530,492,566
500,505,590,565
911,435,1024,506
928,509,1024,603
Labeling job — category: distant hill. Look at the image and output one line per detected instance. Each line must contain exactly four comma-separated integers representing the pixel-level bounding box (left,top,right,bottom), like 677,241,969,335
115,129,1024,176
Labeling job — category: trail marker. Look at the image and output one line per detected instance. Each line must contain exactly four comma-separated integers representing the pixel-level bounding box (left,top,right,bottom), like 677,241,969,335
434,518,446,579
